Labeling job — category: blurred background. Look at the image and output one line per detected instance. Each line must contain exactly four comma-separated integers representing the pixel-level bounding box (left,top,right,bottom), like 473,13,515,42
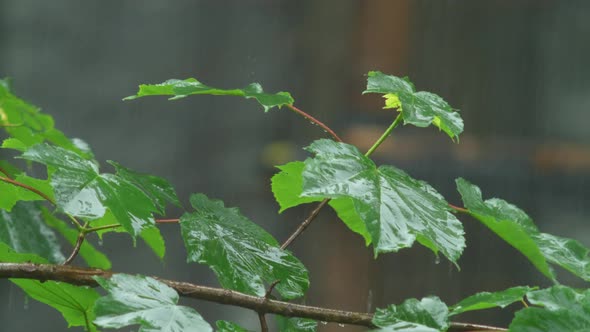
1,1,589,331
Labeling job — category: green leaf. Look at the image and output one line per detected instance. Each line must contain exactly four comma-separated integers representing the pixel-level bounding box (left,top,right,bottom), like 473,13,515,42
12,279,100,331
40,207,111,269
0,242,99,331
216,321,252,332
0,173,53,211
0,241,45,263
371,297,450,332
94,274,212,332
0,82,91,157
510,286,590,331
109,161,181,214
0,201,64,263
180,193,309,300
271,161,320,213
456,178,590,282
449,286,534,316
301,139,465,262
276,316,317,332
124,78,294,112
20,144,162,239
2,137,27,151
363,71,463,140
271,161,370,245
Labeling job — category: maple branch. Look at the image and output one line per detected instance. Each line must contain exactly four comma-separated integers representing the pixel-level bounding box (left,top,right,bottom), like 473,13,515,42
0,166,10,178
155,218,180,223
286,104,343,142
281,198,330,249
63,232,85,265
0,263,507,331
449,204,469,213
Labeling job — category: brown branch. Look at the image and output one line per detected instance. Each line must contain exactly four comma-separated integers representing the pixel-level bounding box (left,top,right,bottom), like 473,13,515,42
286,104,343,143
0,166,11,178
156,218,180,223
63,233,85,265
281,198,330,250
258,312,269,332
449,204,469,213
0,263,506,331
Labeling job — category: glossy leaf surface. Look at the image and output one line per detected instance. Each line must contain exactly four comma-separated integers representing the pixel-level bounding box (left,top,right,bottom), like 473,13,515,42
363,71,463,140
276,316,317,332
0,243,99,331
124,78,294,112
301,139,464,262
510,286,590,331
372,297,449,332
180,193,309,300
450,286,533,316
94,274,212,332
0,201,64,263
271,161,370,244
109,161,181,214
457,178,590,282
20,144,163,238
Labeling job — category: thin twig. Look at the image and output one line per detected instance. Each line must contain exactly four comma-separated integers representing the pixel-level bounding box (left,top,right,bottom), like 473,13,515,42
281,198,330,250
265,280,280,299
0,166,11,178
286,104,343,142
0,176,55,205
85,223,121,233
449,204,469,213
0,263,507,331
63,233,85,265
156,218,180,223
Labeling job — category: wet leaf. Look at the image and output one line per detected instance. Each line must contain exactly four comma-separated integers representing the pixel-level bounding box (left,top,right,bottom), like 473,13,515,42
0,243,99,331
510,286,590,331
271,161,370,244
20,144,164,239
372,297,449,332
0,201,64,263
180,193,309,300
457,178,590,282
13,279,100,331
94,274,212,332
276,316,317,332
363,71,463,140
300,139,465,262
124,78,294,112
450,286,534,316
109,161,181,213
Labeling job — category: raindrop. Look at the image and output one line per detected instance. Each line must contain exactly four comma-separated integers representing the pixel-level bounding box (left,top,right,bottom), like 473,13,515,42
98,238,103,247
434,256,440,264
338,323,345,327
23,296,29,310
320,321,327,325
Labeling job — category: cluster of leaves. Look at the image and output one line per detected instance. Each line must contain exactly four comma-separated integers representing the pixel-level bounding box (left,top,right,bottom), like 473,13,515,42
1,72,590,331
